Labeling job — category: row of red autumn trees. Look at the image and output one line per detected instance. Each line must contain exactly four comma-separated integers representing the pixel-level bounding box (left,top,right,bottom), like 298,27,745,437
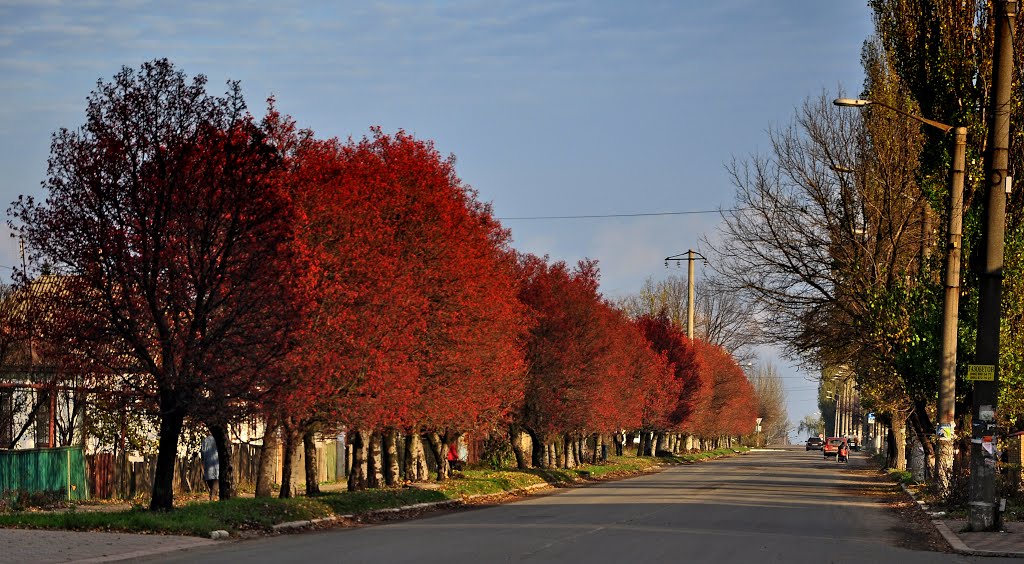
10,60,756,510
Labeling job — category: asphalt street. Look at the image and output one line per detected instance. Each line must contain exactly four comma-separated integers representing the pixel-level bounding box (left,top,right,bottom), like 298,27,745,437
148,448,1017,564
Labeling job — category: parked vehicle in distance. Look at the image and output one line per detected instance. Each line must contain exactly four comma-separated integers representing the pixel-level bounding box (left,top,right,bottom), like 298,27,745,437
822,437,847,459
848,437,859,451
805,437,823,451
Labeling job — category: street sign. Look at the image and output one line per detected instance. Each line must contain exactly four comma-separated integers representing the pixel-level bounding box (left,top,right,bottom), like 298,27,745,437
967,364,996,381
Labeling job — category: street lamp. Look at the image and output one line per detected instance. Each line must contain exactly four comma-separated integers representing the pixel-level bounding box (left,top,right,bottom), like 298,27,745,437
833,97,966,497
834,98,955,133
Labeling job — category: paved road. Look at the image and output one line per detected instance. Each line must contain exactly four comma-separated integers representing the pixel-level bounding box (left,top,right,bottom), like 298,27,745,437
150,448,1016,564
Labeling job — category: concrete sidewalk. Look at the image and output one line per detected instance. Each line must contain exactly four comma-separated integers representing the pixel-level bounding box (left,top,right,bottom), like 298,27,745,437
933,519,1024,558
0,528,218,563
899,483,1024,558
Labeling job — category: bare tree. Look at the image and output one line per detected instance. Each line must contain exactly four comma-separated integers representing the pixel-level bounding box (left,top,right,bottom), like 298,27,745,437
617,274,759,362
706,88,926,373
750,363,789,446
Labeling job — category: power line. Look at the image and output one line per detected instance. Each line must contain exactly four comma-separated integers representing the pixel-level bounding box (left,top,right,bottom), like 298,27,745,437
497,208,736,221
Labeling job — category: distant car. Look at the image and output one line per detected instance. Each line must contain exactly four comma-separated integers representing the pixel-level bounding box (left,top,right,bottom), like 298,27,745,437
848,437,860,451
805,437,823,451
823,437,848,459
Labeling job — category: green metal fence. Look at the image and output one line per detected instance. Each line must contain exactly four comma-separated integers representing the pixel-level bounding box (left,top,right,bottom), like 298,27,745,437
0,447,89,501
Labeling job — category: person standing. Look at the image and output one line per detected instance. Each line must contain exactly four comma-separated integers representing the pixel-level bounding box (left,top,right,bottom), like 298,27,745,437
202,435,220,501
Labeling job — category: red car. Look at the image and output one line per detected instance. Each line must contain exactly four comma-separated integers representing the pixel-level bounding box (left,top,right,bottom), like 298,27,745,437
823,437,848,461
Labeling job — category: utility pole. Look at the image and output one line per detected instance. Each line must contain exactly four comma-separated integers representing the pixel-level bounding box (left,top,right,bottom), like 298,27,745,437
969,0,1015,532
937,127,966,497
664,250,706,339
687,250,696,338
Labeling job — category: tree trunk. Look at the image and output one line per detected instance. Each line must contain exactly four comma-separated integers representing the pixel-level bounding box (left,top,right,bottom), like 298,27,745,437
403,432,429,482
424,431,450,481
209,423,236,500
384,428,401,486
639,431,654,457
655,432,667,455
911,401,936,481
279,423,299,498
525,427,547,468
367,430,381,488
347,429,367,491
255,416,278,498
891,420,908,471
509,424,529,469
303,428,320,496
149,392,184,511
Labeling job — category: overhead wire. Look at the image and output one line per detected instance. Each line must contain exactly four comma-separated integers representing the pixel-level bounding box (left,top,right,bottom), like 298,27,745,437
497,208,739,220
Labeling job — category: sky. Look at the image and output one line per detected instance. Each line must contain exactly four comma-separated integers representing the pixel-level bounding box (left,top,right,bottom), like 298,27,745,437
0,0,875,435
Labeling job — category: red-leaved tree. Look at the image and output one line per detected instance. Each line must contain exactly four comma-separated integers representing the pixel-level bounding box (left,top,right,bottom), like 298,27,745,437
10,60,302,510
688,339,758,445
514,256,674,467
283,128,528,485
635,314,713,437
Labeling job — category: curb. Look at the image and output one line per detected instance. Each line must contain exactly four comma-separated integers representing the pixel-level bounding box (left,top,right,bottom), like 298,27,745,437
210,462,692,539
269,515,339,533
262,454,735,537
234,480,559,538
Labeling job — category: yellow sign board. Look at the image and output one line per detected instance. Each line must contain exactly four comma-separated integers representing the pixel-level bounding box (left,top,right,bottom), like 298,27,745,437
967,364,996,381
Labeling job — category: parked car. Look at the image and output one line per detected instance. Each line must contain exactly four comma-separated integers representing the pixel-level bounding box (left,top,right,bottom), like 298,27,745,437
805,437,823,451
848,437,859,451
822,437,847,459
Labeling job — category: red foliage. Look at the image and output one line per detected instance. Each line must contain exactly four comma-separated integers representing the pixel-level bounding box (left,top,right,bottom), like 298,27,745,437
514,256,675,439
635,314,712,432
283,127,527,434
11,60,304,509
687,339,758,438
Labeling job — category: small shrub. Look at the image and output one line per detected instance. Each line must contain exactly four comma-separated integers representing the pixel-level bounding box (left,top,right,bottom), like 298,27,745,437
888,469,914,484
478,432,515,470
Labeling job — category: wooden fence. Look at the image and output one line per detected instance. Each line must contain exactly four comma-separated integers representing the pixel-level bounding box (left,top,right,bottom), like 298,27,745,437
85,440,344,500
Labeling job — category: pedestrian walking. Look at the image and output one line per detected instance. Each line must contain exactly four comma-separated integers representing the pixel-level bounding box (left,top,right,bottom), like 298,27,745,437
202,435,219,501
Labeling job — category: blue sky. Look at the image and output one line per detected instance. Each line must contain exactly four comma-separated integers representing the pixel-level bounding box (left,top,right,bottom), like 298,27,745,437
0,1,874,430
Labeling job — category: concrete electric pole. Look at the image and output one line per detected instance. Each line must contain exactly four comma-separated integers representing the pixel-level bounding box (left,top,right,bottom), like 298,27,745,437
969,0,1016,532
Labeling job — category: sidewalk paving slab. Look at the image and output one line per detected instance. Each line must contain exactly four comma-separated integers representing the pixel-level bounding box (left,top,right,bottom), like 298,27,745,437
900,482,1024,558
0,528,218,563
933,519,1024,558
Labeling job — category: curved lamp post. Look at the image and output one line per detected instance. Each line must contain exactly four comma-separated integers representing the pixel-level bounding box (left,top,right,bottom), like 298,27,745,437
834,97,966,497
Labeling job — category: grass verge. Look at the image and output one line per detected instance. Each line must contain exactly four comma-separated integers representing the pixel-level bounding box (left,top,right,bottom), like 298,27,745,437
0,449,747,536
